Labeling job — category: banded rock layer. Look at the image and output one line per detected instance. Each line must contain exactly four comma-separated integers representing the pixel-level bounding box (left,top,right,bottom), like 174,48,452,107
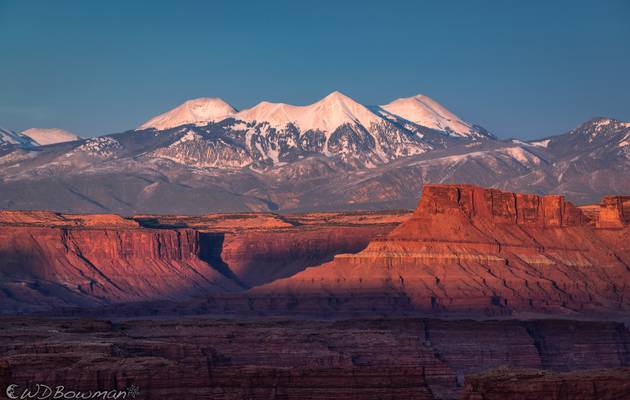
0,225,240,313
461,368,630,400
0,211,404,313
0,317,628,400
253,184,630,317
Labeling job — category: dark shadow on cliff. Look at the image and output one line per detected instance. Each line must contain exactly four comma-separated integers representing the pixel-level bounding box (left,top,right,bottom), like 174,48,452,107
0,248,106,313
197,232,250,289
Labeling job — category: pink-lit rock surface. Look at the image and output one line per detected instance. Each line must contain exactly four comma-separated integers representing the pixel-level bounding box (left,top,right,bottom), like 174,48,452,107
0,210,406,312
252,184,630,317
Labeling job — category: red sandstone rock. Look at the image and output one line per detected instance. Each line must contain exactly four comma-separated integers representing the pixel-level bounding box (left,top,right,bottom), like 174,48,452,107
212,225,395,286
0,210,404,312
0,226,240,312
597,195,630,228
253,184,630,317
0,210,139,228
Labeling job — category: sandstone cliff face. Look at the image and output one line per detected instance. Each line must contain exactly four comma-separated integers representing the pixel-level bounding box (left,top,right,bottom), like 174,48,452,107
137,211,406,287
0,317,628,400
0,225,242,312
597,195,630,228
253,184,630,317
207,226,395,287
0,211,404,312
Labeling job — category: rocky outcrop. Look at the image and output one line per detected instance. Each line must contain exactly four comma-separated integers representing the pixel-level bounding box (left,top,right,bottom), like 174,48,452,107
412,184,588,226
251,184,630,317
597,195,630,228
0,317,627,400
460,367,630,400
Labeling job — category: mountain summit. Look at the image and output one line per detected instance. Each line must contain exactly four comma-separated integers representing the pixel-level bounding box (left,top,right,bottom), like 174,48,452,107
137,91,488,138
139,97,237,130
20,128,81,145
379,94,485,138
236,91,381,134
1,110,629,213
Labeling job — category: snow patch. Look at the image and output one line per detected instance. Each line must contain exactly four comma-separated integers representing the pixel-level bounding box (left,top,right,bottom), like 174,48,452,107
72,137,121,158
529,139,550,148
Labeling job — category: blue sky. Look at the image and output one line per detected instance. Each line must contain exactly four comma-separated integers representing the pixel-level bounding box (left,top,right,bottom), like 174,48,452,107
1,0,629,139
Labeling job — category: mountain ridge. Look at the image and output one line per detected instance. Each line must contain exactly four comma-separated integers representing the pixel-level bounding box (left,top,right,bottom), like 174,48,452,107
137,91,491,140
0,90,628,214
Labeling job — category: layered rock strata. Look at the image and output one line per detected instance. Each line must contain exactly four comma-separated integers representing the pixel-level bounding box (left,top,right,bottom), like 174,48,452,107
0,211,405,312
0,225,240,313
252,184,630,316
460,367,630,400
0,317,628,400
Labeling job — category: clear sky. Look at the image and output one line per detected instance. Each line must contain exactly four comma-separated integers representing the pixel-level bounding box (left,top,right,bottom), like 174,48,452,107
1,0,629,139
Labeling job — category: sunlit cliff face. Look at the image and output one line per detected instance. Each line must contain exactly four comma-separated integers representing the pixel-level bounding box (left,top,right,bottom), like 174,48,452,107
251,184,630,317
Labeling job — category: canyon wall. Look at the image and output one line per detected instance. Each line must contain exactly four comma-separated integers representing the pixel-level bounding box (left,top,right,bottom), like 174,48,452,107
202,226,395,287
0,317,628,400
137,211,406,287
251,184,630,317
598,195,630,228
0,211,403,313
0,224,240,313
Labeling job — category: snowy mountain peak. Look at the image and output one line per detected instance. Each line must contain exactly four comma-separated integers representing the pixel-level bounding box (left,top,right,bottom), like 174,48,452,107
20,128,81,145
320,90,351,102
583,117,628,129
379,94,479,137
236,91,381,133
139,97,237,130
568,117,630,140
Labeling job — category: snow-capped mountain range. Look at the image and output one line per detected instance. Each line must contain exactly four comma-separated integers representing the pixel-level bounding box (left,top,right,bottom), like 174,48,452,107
0,91,628,214
140,91,488,137
134,92,491,169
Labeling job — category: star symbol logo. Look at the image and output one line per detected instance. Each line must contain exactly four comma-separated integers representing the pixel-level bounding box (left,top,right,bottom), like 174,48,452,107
126,384,140,398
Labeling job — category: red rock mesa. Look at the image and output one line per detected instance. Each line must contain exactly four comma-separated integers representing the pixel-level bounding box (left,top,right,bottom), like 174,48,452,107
255,184,630,317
